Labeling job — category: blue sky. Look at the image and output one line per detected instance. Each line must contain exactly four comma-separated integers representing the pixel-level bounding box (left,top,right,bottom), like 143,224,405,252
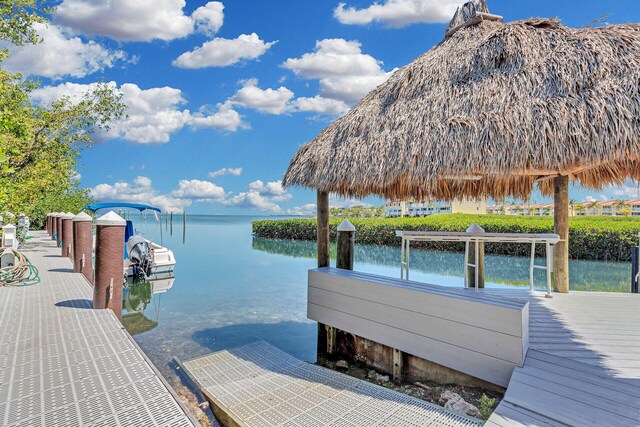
6,0,640,213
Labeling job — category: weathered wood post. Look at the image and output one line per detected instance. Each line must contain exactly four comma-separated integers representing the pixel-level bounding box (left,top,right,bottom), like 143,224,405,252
336,219,355,270
61,212,74,259
317,191,330,358
466,223,485,288
52,213,59,241
183,210,186,244
56,213,64,248
553,175,569,293
170,212,173,236
632,243,639,294
73,212,94,285
94,211,125,320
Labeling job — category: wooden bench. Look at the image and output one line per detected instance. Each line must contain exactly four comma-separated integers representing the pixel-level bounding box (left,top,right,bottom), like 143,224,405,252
308,267,529,387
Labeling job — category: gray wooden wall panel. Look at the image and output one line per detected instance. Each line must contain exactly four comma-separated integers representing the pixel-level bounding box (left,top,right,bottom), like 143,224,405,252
308,268,529,387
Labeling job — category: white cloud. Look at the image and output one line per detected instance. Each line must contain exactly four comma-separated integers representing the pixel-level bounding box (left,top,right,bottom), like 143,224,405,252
294,96,350,116
334,0,459,27
91,176,193,213
231,79,294,114
283,38,392,104
224,180,292,213
91,176,227,212
286,203,316,216
31,82,246,144
611,183,640,199
1,23,126,79
329,194,372,208
208,167,243,178
192,2,224,37
188,101,246,132
171,179,225,201
173,33,276,68
55,0,209,41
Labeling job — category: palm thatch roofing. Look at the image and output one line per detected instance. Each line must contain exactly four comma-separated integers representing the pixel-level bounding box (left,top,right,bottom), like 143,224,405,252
283,9,640,201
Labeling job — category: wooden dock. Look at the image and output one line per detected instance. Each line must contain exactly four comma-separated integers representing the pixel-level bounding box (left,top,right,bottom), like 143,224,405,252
481,289,640,426
183,340,482,427
0,232,196,426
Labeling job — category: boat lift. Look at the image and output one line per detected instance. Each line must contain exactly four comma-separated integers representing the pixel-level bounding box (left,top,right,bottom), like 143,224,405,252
396,226,561,297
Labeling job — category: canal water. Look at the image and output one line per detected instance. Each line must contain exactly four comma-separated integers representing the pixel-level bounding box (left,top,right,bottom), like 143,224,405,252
124,215,632,382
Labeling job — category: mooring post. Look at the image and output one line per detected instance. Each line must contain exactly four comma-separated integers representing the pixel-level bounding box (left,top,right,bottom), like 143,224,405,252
465,223,485,288
183,210,186,244
73,212,94,285
46,213,51,236
94,211,126,320
52,213,59,241
56,214,64,248
328,219,357,355
632,245,639,294
61,212,74,259
170,212,173,236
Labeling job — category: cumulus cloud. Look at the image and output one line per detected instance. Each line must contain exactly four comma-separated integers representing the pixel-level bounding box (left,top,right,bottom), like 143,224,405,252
55,0,224,41
224,180,292,213
91,176,193,213
294,96,350,116
231,79,294,114
334,0,459,27
286,203,316,216
283,38,393,104
329,194,372,208
171,179,226,201
188,101,246,132
31,82,246,144
192,2,224,36
173,33,276,68
1,23,126,79
91,176,227,212
208,167,243,178
611,183,640,199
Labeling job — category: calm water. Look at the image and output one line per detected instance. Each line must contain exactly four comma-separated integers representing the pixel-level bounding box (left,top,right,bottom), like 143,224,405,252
124,215,632,382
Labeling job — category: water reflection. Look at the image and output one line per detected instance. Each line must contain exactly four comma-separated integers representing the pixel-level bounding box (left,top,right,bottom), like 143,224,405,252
252,237,631,292
122,274,175,335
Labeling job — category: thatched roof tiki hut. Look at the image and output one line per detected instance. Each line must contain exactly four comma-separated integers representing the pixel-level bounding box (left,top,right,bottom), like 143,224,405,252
284,0,640,293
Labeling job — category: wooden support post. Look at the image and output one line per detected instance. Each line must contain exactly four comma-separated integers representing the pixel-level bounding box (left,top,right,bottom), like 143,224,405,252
170,212,173,236
317,191,330,268
336,219,355,270
326,325,336,355
466,241,485,288
393,348,403,383
553,175,569,293
317,191,331,358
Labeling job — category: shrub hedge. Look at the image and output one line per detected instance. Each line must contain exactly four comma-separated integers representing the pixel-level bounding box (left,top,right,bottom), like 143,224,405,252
252,214,640,261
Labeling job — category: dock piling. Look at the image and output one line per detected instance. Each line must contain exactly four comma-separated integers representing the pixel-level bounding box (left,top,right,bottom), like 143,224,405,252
94,211,126,320
61,213,74,259
52,212,59,241
73,212,94,284
56,214,63,248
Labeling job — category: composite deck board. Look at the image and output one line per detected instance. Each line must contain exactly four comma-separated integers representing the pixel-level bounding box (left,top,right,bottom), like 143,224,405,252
485,290,640,426
0,232,196,427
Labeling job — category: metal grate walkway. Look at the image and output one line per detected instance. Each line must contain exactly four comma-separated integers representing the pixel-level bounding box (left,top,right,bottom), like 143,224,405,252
0,232,196,427
183,340,482,427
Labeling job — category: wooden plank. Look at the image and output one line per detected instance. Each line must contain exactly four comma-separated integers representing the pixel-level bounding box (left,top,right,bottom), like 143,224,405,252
507,371,640,425
517,366,640,409
308,303,517,387
310,269,527,336
487,401,571,427
308,286,525,363
316,268,525,308
504,377,637,426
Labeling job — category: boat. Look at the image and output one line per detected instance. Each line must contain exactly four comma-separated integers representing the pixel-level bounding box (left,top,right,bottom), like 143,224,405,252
81,202,176,280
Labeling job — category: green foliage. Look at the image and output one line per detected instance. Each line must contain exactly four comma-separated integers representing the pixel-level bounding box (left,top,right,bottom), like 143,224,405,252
329,205,383,218
479,393,496,420
0,1,126,228
252,214,640,261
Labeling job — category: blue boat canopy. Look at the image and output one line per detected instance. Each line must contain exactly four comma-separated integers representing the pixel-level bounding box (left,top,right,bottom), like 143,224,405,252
81,203,162,213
